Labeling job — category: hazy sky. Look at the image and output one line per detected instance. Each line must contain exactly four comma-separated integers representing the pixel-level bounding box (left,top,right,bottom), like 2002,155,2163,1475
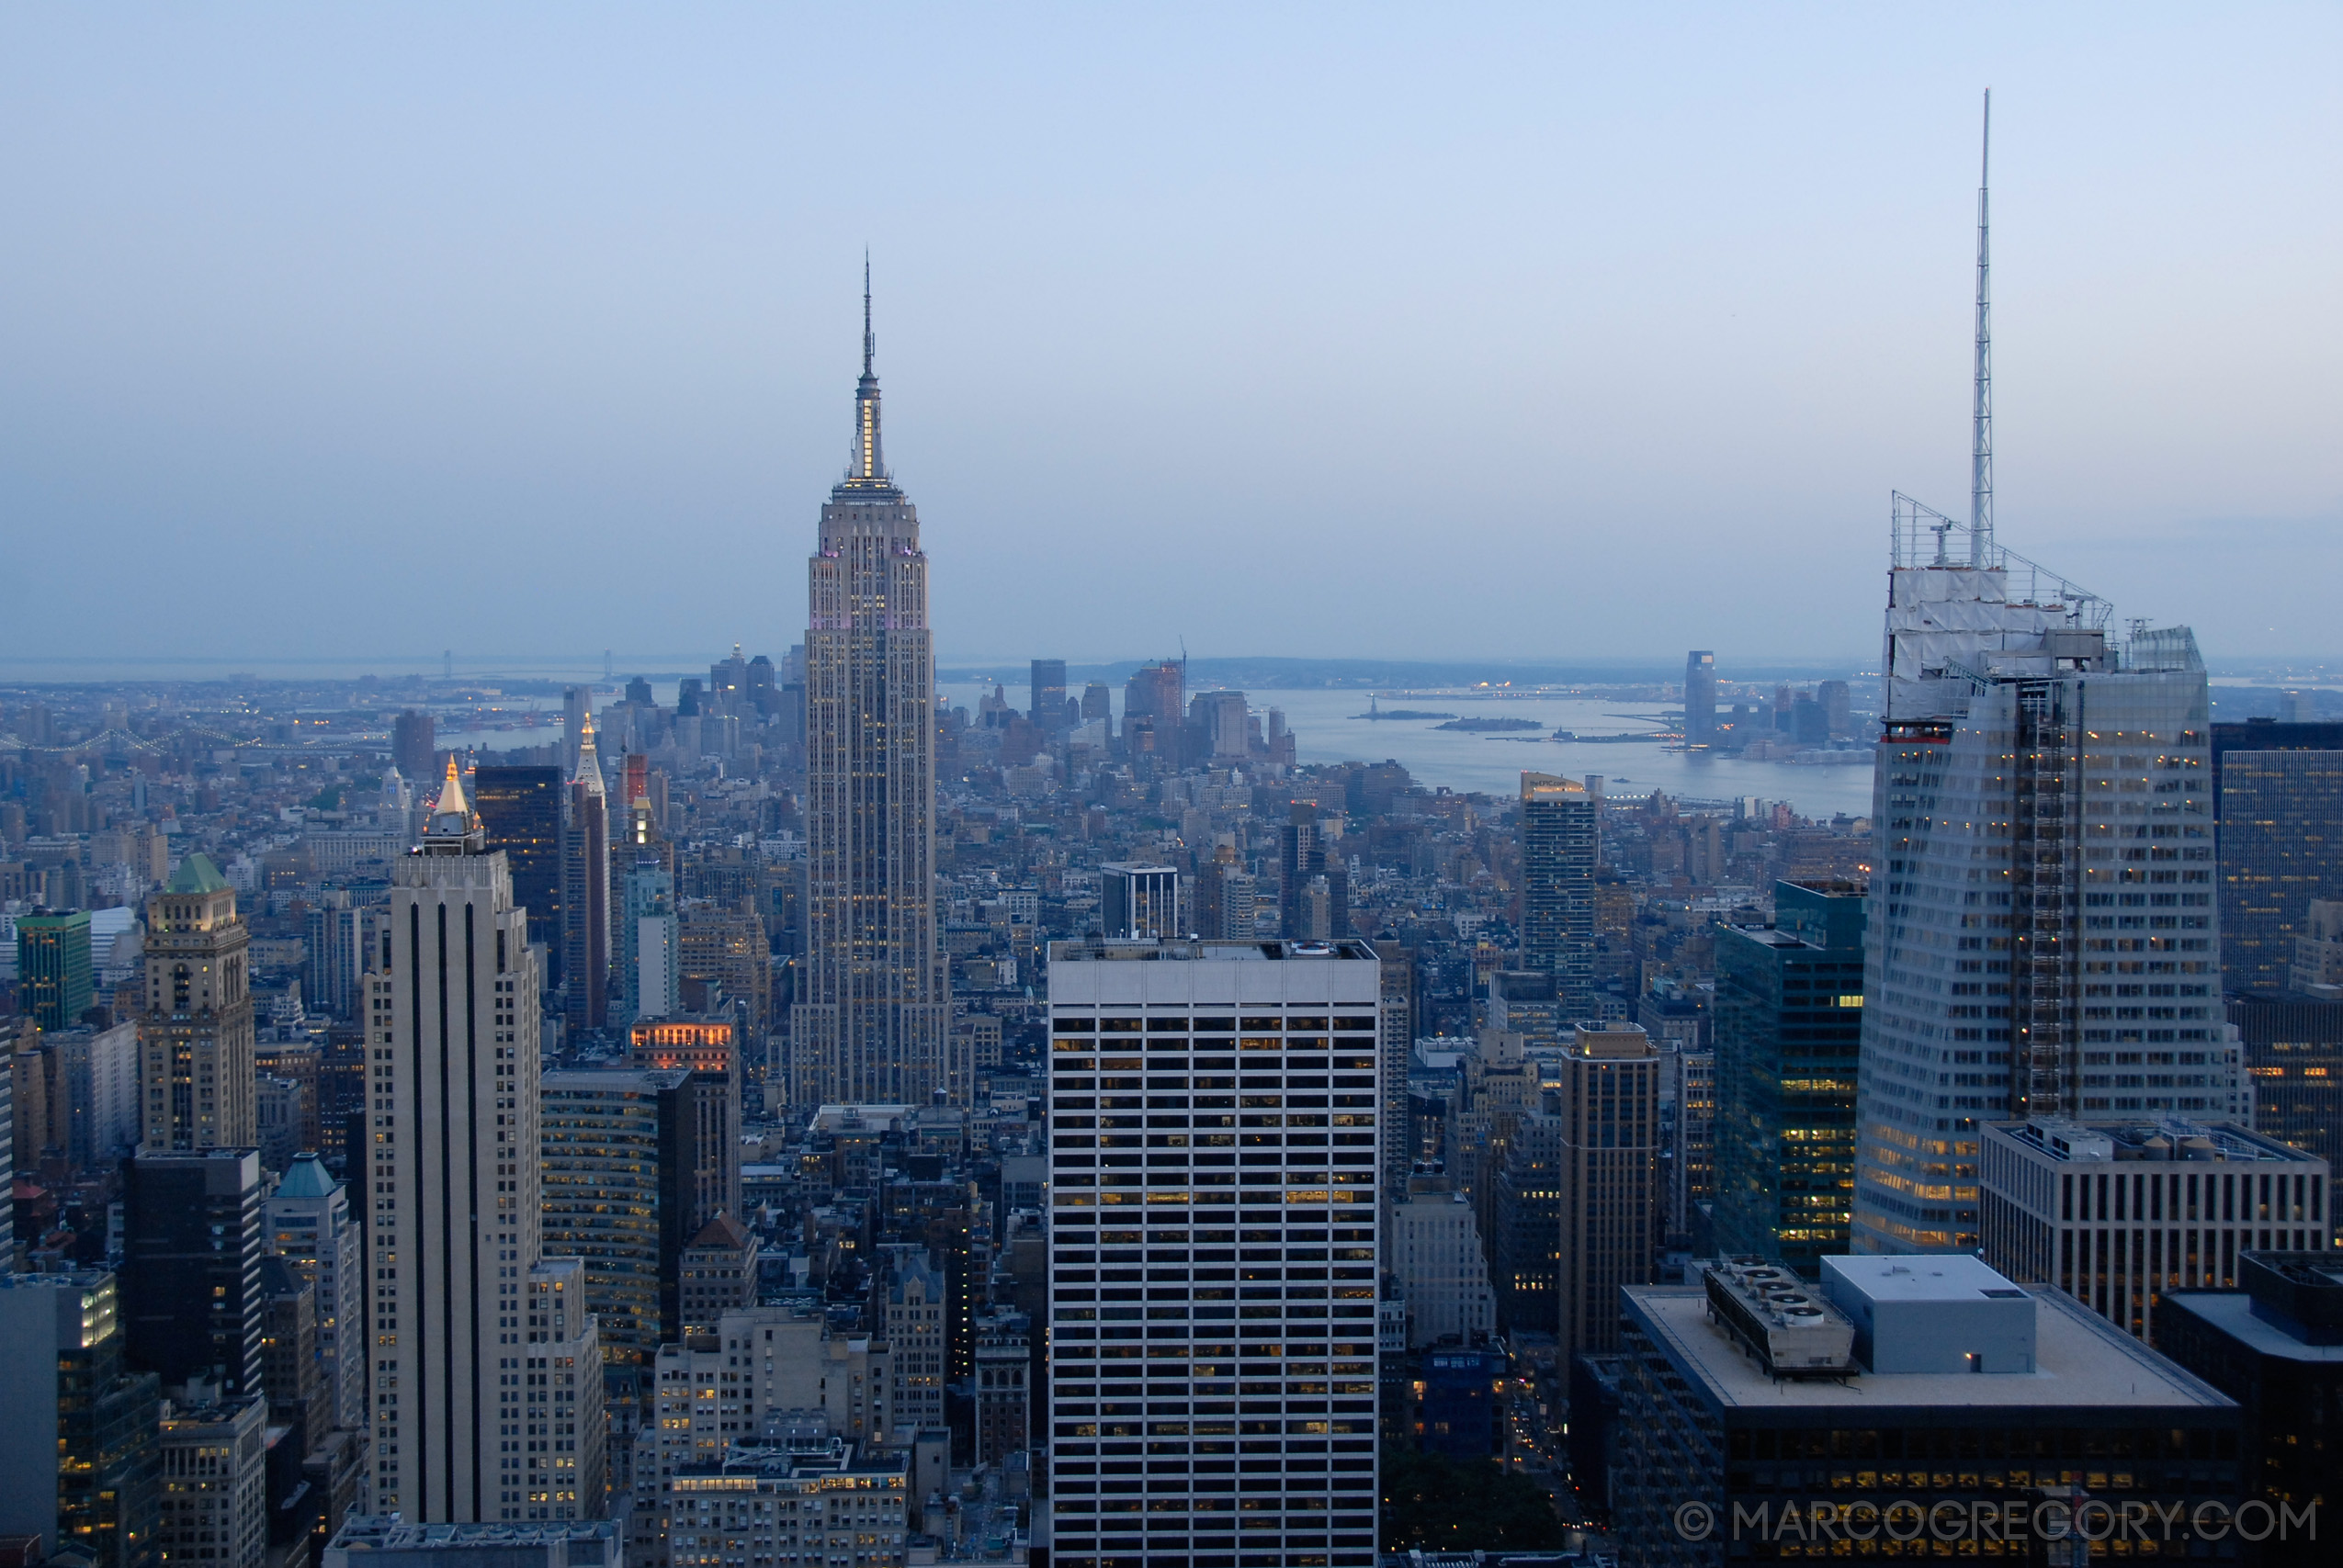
4,5,2337,671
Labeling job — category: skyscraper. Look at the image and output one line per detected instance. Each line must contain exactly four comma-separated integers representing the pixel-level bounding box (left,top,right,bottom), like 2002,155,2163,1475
121,1147,266,1400
0,1271,162,1568
793,272,948,1107
1045,936,1383,1568
391,711,436,786
1519,773,1596,1016
140,854,256,1150
474,764,567,975
1851,98,2236,1255
1029,658,1068,731
1710,879,1866,1275
561,686,594,778
1555,1021,1660,1362
2209,718,2343,997
1099,863,1180,940
367,761,604,1521
19,909,94,1031
561,715,610,1034
1682,649,1716,747
265,1153,367,1435
1278,803,1347,942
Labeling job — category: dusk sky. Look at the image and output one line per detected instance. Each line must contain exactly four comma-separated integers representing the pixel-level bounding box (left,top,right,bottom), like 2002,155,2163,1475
4,6,2337,671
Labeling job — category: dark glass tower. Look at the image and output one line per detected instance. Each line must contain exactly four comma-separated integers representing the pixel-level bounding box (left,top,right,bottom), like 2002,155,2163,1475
121,1147,265,1399
1519,773,1596,1016
2212,719,2343,997
473,764,566,976
1711,879,1867,1276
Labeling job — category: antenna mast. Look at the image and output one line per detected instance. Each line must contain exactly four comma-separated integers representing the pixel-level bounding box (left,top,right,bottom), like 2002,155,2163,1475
1969,89,1993,564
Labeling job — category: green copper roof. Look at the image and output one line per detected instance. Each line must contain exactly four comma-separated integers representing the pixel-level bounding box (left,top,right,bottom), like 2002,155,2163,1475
274,1153,340,1200
166,852,231,894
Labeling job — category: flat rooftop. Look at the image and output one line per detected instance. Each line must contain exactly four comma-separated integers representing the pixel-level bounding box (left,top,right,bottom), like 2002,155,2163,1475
2159,1291,2343,1365
1828,1254,2029,1306
1048,938,1380,964
1625,1285,2235,1414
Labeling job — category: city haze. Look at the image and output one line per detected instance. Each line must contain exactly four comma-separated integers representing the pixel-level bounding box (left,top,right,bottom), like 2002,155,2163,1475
3,6,2337,665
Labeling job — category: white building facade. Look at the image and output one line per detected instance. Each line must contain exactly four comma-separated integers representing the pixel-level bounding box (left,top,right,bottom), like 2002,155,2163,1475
1046,937,1383,1568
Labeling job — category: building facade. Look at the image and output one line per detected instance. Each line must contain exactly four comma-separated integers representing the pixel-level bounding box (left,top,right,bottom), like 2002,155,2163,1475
121,1148,266,1402
154,1395,267,1568
0,1272,162,1568
1099,863,1180,942
2210,719,2343,998
20,909,94,1031
1612,1268,2243,1568
1683,650,1716,748
1710,880,1866,1275
367,763,604,1522
1520,773,1597,1015
1390,1175,1496,1349
473,765,567,976
2156,1251,2341,1567
561,716,610,1034
140,854,256,1151
1979,1116,2329,1339
1556,1021,1661,1362
2226,994,2343,1236
792,285,948,1109
1855,497,2233,1253
1046,937,1382,1568
265,1153,368,1435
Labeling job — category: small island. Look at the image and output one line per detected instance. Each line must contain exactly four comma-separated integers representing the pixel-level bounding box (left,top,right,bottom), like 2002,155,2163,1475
1355,708,1457,721
1435,716,1546,732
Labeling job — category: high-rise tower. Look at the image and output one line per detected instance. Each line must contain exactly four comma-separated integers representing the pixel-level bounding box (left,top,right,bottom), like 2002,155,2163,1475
1520,773,1597,1016
792,267,948,1107
140,853,256,1150
1683,650,1716,748
561,714,610,1034
1850,97,2238,1255
368,761,605,1521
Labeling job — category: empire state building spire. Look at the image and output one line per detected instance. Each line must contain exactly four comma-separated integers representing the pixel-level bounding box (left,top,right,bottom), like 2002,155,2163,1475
845,251,889,489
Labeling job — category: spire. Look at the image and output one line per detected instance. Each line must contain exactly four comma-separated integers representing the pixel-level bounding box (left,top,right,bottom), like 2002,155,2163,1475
430,754,472,828
1969,87,1993,563
846,254,888,485
572,705,606,797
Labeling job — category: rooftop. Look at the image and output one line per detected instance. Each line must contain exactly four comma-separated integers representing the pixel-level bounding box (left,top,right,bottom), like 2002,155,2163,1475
1624,1283,2234,1413
1992,1117,2320,1166
2158,1291,2343,1365
1049,937,1380,964
1824,1253,2028,1307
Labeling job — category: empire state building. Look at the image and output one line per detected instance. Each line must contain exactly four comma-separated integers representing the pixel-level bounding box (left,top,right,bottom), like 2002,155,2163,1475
791,273,950,1106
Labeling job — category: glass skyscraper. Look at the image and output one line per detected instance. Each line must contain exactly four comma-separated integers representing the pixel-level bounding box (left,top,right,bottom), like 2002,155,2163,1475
2210,719,2343,997
1851,501,2241,1255
1711,879,1866,1275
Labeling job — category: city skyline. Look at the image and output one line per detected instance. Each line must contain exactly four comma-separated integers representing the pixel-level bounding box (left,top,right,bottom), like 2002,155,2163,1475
4,9,2338,666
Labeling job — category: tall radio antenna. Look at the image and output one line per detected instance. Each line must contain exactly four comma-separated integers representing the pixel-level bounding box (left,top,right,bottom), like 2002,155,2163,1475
1969,88,1993,564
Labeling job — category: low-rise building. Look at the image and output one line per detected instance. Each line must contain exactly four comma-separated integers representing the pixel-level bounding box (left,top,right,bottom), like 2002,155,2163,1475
1611,1258,2243,1568
1980,1116,2330,1338
156,1395,267,1568
323,1515,623,1568
662,1441,907,1568
2155,1251,2343,1566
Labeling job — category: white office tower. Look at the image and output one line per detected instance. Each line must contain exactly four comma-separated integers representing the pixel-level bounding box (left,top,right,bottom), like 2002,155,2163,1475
1046,937,1383,1568
368,761,606,1521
